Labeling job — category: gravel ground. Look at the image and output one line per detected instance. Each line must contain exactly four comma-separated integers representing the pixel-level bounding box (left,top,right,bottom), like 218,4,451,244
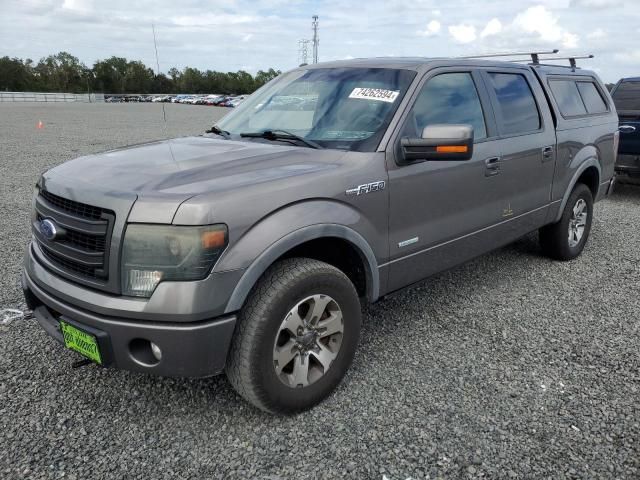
1,103,639,479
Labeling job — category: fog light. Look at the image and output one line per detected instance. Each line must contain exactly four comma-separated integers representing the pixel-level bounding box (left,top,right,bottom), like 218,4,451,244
125,270,163,297
150,342,162,361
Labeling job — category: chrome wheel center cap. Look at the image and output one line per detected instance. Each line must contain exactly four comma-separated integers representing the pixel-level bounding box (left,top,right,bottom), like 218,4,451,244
297,330,317,350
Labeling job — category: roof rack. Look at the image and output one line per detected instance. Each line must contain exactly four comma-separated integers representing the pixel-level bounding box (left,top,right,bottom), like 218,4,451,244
532,54,594,69
461,49,559,64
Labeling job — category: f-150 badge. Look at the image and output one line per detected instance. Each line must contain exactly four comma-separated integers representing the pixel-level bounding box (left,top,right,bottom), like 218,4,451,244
346,181,386,196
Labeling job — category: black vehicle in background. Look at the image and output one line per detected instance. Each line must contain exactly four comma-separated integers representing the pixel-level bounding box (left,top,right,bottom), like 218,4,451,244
611,77,640,183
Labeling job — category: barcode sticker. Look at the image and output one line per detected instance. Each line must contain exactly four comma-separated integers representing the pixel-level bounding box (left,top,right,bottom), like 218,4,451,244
349,88,399,103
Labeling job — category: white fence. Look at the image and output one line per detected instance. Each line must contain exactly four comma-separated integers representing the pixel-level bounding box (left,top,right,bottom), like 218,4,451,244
0,92,105,103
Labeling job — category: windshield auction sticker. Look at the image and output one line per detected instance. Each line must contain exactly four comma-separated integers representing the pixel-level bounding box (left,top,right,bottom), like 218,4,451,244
349,88,399,103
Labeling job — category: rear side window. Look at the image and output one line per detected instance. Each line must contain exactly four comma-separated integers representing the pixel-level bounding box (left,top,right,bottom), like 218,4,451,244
612,81,640,111
549,80,587,117
487,73,541,135
577,82,608,114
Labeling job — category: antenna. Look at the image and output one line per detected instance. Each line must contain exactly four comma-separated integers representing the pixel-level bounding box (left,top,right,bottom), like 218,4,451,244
151,24,166,123
312,15,319,64
151,23,178,167
461,49,559,64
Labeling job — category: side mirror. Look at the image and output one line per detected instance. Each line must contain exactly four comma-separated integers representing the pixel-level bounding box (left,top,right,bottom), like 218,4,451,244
400,124,474,163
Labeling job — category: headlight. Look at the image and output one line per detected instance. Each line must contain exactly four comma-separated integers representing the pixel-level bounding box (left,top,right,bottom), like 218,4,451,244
121,224,228,297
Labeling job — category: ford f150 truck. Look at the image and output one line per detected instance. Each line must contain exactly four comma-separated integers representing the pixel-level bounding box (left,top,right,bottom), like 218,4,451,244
611,77,640,183
23,57,618,413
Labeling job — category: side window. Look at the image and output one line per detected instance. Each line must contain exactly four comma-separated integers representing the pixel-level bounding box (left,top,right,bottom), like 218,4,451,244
487,73,541,135
402,72,487,140
549,80,587,117
577,81,608,114
612,81,640,110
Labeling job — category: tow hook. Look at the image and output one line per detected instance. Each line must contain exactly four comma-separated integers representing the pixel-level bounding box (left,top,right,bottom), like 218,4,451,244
72,358,94,369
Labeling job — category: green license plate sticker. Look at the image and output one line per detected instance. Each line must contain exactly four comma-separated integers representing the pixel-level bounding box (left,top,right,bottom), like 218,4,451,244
60,321,102,365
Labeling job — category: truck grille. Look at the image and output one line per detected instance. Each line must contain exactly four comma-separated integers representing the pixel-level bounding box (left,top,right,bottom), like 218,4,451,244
33,189,115,283
40,189,104,220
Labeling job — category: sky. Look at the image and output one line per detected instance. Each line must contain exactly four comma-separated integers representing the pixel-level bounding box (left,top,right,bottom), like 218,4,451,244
1,0,639,82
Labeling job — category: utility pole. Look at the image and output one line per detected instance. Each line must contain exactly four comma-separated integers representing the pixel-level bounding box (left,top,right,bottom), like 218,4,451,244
312,15,319,64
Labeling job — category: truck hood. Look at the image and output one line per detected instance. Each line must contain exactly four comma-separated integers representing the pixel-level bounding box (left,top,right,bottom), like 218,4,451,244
46,136,344,223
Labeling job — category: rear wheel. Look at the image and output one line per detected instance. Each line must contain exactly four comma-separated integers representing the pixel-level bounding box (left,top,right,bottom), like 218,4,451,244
225,258,361,414
540,183,594,261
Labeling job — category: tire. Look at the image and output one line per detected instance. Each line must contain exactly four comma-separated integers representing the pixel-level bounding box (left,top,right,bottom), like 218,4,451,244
539,183,594,261
225,258,361,414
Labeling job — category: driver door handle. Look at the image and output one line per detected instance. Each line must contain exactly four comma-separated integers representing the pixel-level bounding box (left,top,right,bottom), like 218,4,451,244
619,125,636,133
484,157,501,177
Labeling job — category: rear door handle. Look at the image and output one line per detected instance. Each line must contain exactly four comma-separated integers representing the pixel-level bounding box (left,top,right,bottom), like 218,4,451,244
619,125,636,133
542,146,554,161
484,156,501,177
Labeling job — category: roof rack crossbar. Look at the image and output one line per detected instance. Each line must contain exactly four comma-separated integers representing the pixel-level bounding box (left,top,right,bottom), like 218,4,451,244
460,49,559,64
533,55,594,69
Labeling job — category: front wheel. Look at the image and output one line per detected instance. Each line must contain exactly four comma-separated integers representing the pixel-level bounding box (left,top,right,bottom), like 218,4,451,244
225,258,361,414
539,183,594,261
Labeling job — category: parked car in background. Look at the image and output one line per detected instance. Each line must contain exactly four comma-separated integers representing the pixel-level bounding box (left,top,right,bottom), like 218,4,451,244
24,57,617,414
205,94,224,105
228,97,246,108
611,77,640,184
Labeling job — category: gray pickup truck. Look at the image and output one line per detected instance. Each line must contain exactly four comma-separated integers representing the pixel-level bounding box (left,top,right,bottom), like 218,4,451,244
23,57,618,413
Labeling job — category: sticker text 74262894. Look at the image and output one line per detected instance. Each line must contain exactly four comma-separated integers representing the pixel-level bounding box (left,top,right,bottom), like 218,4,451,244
349,88,399,103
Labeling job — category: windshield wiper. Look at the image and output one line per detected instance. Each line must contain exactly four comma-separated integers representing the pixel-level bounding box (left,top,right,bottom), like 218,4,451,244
239,130,323,149
205,125,230,138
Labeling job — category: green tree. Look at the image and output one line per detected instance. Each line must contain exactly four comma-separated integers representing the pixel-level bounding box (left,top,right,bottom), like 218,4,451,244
124,61,155,93
0,51,283,94
255,68,281,88
35,52,86,92
92,57,128,93
0,57,33,91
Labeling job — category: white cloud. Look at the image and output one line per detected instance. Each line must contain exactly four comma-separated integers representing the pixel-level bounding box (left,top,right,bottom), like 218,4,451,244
571,0,624,7
448,24,477,44
62,0,93,11
242,33,253,42
432,9,441,16
562,32,579,48
513,6,579,49
587,28,606,39
173,13,256,27
418,20,441,37
480,18,502,38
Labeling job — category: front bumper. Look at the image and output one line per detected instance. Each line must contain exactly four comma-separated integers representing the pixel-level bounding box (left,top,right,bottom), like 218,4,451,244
22,268,236,378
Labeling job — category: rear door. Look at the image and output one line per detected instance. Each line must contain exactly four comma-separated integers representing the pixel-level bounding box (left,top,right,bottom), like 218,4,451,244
478,68,557,223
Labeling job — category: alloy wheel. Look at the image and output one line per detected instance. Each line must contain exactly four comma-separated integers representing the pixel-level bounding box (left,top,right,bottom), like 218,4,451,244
273,294,344,388
568,198,588,248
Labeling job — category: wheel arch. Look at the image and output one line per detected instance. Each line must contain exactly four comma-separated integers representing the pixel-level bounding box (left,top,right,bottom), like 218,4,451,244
223,224,380,314
554,158,601,223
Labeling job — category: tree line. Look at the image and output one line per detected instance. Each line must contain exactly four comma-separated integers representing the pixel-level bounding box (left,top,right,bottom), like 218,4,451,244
0,51,281,95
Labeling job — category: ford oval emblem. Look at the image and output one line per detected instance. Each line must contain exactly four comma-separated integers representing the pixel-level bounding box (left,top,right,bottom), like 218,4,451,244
40,219,58,241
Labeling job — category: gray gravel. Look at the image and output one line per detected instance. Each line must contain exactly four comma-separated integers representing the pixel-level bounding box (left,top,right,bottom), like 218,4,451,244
1,103,639,479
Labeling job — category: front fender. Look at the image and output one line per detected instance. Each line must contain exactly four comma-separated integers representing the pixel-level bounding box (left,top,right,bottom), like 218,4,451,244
216,200,382,313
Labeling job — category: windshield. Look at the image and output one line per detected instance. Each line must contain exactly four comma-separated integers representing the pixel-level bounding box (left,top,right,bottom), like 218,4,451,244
217,67,416,152
612,81,640,111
